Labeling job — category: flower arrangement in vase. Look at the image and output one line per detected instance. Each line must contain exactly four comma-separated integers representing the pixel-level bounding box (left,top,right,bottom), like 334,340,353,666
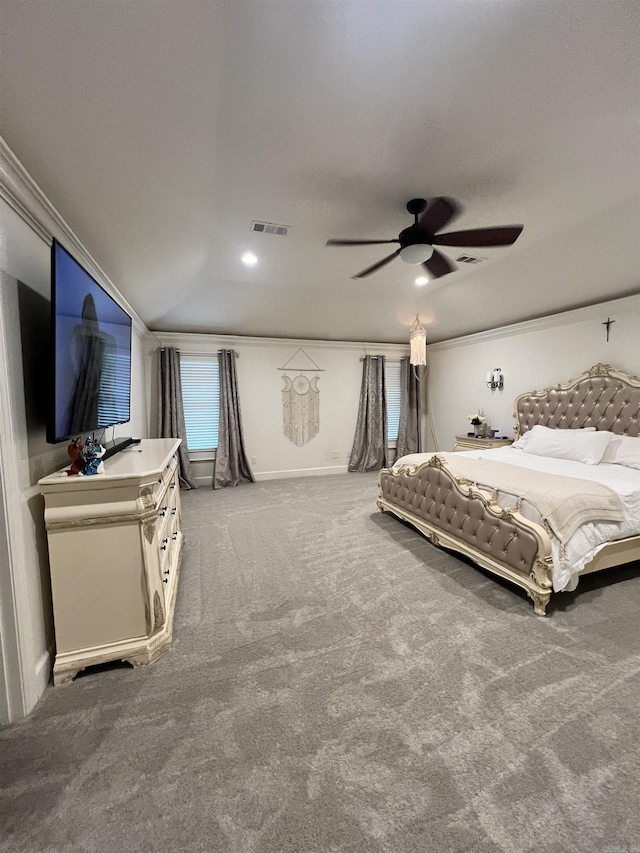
467,409,488,437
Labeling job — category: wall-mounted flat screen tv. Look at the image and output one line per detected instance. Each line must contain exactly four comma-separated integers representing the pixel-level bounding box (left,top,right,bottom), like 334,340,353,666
47,240,132,444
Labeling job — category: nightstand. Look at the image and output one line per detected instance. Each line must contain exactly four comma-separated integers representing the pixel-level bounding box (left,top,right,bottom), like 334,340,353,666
453,435,514,452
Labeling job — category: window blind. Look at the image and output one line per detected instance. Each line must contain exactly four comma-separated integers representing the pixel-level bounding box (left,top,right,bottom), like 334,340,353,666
385,360,402,442
179,356,220,450
97,347,131,428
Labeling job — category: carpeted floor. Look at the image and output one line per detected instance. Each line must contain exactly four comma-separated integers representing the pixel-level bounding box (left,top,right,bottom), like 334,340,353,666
1,473,640,853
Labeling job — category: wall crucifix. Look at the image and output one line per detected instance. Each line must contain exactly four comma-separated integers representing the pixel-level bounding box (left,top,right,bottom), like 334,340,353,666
602,317,615,342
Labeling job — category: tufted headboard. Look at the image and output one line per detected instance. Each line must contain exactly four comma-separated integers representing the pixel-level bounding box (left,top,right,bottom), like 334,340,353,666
513,363,640,438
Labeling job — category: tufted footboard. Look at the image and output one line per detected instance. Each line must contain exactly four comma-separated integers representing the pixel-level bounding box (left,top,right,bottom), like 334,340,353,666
377,455,554,615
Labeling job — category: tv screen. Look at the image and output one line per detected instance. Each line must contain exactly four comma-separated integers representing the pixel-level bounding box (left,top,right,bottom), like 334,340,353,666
47,240,132,444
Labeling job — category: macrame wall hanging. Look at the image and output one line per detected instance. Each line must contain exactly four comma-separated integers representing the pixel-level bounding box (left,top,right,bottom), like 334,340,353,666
278,348,324,446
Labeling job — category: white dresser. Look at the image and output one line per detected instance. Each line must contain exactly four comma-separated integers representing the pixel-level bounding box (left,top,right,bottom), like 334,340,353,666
39,438,184,685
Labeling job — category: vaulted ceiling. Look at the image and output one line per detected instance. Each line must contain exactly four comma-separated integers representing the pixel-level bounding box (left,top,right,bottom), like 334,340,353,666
2,0,639,343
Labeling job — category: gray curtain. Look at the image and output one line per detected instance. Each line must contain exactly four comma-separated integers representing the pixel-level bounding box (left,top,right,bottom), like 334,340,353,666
213,349,254,489
348,355,388,472
396,356,421,459
157,347,198,489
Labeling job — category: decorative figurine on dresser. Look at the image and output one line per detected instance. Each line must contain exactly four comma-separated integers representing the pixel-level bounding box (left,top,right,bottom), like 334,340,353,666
38,438,184,685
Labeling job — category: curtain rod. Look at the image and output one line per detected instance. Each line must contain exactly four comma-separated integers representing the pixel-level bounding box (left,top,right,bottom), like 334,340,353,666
359,356,403,362
160,348,239,357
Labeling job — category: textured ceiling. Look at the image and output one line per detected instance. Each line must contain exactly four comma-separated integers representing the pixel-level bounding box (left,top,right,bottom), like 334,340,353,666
2,0,639,343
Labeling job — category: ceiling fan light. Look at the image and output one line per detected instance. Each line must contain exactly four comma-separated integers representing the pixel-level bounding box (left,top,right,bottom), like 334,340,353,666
399,243,434,264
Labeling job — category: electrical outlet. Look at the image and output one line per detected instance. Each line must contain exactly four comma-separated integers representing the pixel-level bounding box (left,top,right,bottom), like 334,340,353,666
251,456,257,465
331,450,339,459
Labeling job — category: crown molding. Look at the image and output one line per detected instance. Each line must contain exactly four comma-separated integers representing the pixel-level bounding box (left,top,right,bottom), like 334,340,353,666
429,293,640,352
0,136,148,338
147,329,410,355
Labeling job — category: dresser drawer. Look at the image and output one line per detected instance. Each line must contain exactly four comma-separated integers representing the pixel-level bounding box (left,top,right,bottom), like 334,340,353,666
453,436,513,452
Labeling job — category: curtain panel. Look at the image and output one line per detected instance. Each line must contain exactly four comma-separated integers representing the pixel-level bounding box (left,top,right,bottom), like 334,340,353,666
157,347,198,489
213,349,255,489
348,355,388,472
396,356,421,459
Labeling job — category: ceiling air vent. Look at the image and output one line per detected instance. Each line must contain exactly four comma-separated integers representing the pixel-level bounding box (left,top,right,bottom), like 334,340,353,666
456,254,486,265
251,220,289,236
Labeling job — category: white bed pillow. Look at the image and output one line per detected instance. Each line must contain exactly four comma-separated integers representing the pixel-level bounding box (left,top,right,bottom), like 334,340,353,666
600,434,640,470
521,424,611,465
513,425,595,450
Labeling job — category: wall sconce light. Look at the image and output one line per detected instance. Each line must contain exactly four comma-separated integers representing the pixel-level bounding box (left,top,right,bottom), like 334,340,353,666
486,368,504,392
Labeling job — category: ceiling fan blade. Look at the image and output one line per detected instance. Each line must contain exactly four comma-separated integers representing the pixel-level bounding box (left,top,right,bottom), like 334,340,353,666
423,249,456,279
326,239,400,246
351,249,401,279
419,197,461,236
432,226,523,247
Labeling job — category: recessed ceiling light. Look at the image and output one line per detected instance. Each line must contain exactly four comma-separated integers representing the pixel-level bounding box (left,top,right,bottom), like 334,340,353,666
242,252,258,267
414,276,428,286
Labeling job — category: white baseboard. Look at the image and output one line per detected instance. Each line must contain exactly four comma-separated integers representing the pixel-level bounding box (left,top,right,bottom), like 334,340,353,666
254,465,349,480
192,465,350,487
193,475,213,487
34,647,53,696
193,466,351,486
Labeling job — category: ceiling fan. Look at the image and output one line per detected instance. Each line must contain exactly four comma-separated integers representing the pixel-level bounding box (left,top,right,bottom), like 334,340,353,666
326,197,523,280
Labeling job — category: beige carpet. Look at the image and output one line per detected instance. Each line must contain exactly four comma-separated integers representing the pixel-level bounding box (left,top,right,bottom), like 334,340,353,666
1,473,639,853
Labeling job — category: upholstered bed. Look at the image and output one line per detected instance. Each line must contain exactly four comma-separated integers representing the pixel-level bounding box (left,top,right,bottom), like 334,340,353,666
377,364,640,615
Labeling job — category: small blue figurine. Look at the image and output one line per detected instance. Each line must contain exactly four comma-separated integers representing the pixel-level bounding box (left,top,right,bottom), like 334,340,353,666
80,436,106,476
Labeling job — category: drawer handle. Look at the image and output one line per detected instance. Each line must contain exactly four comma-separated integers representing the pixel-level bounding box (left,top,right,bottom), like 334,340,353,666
163,578,168,584
164,568,170,576
170,483,176,490
171,508,177,516
161,544,167,552
172,532,178,540
158,478,162,484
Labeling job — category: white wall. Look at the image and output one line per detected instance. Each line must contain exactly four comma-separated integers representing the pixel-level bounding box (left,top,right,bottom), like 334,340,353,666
425,295,640,452
0,185,149,719
148,332,410,484
0,467,10,723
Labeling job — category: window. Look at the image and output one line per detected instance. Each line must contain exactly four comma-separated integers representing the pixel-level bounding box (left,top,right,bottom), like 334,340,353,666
179,356,219,451
385,360,402,442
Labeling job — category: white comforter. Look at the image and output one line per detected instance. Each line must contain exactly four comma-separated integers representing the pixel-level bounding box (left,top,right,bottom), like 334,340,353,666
394,446,640,592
